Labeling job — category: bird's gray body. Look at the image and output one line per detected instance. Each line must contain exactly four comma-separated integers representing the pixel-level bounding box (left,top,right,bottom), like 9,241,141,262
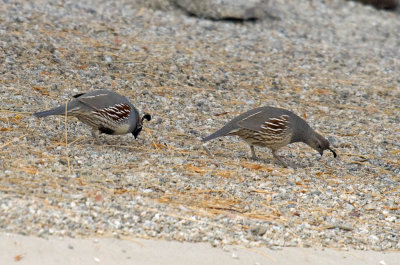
202,106,336,167
34,89,145,142
203,106,312,145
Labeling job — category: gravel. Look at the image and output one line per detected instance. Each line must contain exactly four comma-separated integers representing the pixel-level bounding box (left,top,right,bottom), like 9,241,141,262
0,0,399,251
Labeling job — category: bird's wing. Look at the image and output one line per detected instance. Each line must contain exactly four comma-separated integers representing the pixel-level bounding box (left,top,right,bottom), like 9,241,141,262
202,107,293,142
75,91,133,122
76,91,128,110
237,110,290,136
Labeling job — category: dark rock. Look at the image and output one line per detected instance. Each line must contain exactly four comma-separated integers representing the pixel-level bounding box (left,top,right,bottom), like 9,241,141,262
174,0,270,20
351,0,399,10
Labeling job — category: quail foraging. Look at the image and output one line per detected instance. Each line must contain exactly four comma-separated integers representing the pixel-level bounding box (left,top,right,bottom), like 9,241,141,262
202,106,337,167
34,89,151,144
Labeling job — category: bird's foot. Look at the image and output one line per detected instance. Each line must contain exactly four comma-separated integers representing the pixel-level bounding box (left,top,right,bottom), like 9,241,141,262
250,155,260,161
272,150,289,168
276,160,288,168
202,145,214,158
91,130,103,145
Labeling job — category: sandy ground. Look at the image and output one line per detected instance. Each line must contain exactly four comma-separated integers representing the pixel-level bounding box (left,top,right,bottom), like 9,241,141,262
1,233,399,265
1,0,399,261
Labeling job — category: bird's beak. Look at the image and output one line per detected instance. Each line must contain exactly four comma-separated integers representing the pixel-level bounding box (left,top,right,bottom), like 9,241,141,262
329,148,337,158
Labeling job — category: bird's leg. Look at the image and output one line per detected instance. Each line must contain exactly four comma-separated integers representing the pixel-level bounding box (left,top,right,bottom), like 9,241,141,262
91,130,102,145
249,145,258,160
272,149,288,168
202,144,214,158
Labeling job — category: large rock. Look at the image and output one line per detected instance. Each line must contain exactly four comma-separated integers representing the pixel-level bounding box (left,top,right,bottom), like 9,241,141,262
134,0,177,11
351,0,399,9
174,0,271,20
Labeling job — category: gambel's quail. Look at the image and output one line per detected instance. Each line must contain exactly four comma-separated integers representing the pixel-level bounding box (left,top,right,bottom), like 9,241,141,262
34,89,151,144
202,106,337,167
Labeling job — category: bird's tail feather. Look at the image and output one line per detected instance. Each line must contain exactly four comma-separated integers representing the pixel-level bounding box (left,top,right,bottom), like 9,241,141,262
33,105,67,117
202,133,218,142
202,129,228,142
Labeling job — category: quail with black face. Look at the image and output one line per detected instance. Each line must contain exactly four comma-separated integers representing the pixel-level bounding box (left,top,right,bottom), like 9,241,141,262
34,89,151,144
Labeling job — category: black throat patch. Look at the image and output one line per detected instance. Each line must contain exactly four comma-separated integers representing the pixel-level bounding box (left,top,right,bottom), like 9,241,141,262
132,127,142,139
99,127,115,135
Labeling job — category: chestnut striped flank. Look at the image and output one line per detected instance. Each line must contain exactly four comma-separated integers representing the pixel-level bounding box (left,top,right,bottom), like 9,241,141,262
93,103,131,122
228,114,291,148
260,115,289,135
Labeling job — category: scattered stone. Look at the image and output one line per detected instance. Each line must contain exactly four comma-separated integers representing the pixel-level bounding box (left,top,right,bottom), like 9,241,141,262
0,0,399,252
174,0,270,20
351,0,399,10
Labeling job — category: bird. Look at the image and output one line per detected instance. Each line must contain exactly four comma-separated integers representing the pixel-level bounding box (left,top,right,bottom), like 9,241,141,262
202,106,337,167
33,89,151,144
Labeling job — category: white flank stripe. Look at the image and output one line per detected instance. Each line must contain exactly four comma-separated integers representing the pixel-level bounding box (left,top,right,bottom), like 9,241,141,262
108,114,120,119
84,93,108,98
240,111,263,122
262,126,283,132
264,121,280,127
107,107,119,112
269,118,284,122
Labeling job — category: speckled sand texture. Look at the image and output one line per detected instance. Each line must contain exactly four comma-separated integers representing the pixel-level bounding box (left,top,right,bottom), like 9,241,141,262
0,0,399,251
1,233,400,265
